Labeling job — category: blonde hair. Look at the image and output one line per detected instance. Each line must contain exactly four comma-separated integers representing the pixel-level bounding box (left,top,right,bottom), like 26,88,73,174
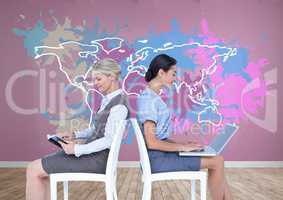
92,58,121,79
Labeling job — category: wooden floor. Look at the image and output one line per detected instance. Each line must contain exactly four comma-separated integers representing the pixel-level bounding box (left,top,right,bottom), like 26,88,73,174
0,168,282,200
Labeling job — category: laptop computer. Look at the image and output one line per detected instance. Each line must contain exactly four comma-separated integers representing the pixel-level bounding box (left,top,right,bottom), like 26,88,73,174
179,123,238,157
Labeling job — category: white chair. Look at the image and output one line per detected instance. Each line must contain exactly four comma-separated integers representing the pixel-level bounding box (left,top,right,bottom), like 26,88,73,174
50,120,128,200
131,118,207,200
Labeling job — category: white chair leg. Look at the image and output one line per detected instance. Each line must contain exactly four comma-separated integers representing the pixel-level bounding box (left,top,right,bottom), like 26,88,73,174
113,187,118,200
112,179,118,200
141,174,144,183
50,177,57,200
191,180,196,200
63,181,69,200
105,182,114,200
142,181,152,200
200,177,207,200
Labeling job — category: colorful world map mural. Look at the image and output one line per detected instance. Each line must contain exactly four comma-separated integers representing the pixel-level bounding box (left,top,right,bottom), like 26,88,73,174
1,0,281,161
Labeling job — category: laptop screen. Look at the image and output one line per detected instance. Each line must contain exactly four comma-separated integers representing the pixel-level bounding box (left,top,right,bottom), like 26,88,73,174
210,124,238,153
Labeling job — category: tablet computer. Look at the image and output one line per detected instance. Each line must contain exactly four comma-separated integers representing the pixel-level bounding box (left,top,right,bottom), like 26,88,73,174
47,134,68,148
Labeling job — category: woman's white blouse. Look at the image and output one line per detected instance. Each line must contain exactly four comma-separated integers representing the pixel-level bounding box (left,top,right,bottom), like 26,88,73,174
74,89,128,157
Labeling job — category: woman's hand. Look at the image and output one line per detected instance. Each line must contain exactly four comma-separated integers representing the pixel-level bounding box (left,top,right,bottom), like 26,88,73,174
56,132,75,141
58,141,75,155
186,141,200,145
180,142,204,152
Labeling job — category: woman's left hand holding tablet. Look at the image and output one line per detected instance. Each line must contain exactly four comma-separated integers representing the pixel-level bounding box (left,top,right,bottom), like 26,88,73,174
58,141,75,155
56,132,75,141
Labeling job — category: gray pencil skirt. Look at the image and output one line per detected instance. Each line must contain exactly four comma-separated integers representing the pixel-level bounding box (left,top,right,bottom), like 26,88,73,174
148,150,201,173
41,149,109,174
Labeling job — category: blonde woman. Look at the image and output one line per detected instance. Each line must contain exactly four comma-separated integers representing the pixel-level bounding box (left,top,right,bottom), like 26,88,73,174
26,58,130,200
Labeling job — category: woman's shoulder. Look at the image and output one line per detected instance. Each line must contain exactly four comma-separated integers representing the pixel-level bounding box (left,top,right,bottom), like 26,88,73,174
138,88,154,101
104,92,129,109
137,88,161,109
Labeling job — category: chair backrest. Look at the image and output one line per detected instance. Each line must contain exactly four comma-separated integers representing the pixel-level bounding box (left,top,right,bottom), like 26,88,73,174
105,119,127,179
130,118,152,177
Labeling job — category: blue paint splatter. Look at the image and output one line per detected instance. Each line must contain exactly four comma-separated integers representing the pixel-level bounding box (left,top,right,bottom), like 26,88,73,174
13,21,48,57
222,48,251,81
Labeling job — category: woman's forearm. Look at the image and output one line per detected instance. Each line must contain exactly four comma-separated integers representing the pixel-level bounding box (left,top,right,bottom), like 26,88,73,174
146,139,185,152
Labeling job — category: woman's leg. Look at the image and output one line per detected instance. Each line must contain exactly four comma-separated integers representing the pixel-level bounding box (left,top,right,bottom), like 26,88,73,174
224,178,233,200
26,159,49,200
200,155,233,200
44,176,50,200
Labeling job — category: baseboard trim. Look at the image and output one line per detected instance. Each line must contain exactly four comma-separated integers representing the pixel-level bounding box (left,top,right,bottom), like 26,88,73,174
118,161,139,168
0,161,283,168
0,161,30,168
224,161,283,168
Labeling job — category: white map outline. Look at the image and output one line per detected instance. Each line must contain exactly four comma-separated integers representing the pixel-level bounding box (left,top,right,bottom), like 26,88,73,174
34,37,238,128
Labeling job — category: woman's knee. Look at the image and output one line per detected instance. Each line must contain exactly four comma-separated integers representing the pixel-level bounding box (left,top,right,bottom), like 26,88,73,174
26,159,47,178
213,155,224,169
201,155,224,170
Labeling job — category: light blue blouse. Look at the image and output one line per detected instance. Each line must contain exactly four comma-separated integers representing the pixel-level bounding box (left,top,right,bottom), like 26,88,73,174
137,87,172,140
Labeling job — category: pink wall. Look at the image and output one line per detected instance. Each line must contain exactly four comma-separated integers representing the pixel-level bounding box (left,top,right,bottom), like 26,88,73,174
0,0,282,161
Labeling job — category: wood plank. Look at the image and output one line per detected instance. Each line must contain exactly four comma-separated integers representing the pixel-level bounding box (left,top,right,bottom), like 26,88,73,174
0,168,282,199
